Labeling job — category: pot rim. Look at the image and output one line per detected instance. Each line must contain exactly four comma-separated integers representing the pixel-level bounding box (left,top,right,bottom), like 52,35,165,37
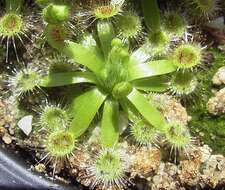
0,146,77,190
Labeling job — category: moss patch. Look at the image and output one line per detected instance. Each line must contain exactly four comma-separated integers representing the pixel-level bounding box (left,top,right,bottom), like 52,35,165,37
187,49,225,155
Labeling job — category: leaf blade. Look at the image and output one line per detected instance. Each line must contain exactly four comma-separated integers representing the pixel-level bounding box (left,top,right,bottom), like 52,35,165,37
69,88,106,138
132,76,169,92
62,41,105,74
101,99,119,148
127,88,166,131
40,72,97,87
128,60,176,81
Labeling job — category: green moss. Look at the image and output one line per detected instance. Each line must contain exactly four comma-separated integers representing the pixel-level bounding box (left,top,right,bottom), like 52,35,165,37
187,49,225,155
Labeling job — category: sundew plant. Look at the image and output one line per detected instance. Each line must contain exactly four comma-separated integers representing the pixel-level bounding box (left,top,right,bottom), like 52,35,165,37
2,0,222,189
0,0,33,62
41,0,179,148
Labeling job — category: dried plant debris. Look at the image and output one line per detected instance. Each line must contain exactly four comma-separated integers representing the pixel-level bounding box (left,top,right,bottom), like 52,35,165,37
0,0,225,190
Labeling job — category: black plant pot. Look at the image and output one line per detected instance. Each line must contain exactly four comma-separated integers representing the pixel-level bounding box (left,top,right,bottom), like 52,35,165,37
0,147,77,190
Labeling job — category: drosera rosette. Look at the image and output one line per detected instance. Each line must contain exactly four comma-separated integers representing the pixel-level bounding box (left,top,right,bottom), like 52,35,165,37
130,118,160,147
72,0,126,32
184,0,220,20
169,71,198,98
45,131,75,159
0,0,36,62
170,42,204,71
86,148,130,190
163,11,187,39
42,2,84,50
163,122,193,162
42,2,79,37
7,66,42,98
43,129,76,175
87,0,125,22
38,103,71,132
45,52,80,74
48,58,78,74
41,1,82,43
167,42,205,99
115,11,143,42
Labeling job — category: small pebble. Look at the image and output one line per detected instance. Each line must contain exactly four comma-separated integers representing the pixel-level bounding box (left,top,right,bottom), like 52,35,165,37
2,133,12,144
17,115,33,136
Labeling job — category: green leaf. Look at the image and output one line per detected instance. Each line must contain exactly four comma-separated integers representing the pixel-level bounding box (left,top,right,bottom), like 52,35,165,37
141,0,161,31
101,99,119,148
128,60,177,81
62,41,105,75
97,21,115,59
127,88,166,131
69,88,106,138
132,76,169,92
40,72,97,87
